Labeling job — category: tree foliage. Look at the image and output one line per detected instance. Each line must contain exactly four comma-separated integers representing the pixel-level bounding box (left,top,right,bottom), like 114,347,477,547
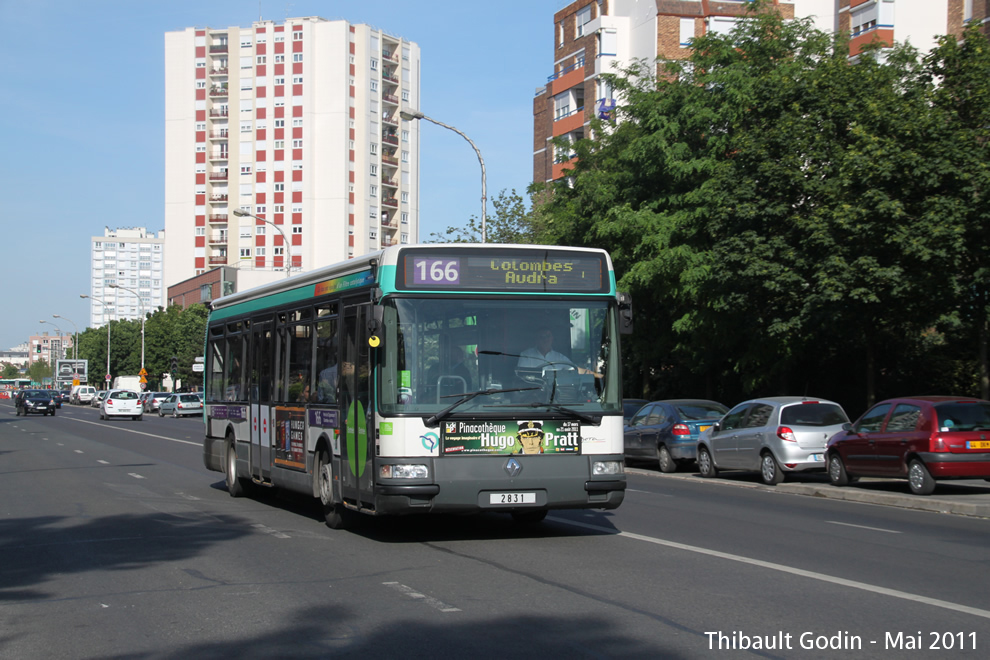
428,189,549,244
532,4,990,414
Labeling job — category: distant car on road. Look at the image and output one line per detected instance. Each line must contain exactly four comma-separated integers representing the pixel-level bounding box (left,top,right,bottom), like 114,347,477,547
697,396,850,485
71,385,97,405
101,389,143,421
16,391,56,416
624,399,728,472
827,396,990,495
142,392,169,413
159,393,204,417
92,391,108,408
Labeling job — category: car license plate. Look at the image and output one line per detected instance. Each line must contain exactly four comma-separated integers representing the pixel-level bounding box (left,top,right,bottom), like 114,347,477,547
967,441,990,449
490,492,536,505
699,425,711,433
809,454,824,462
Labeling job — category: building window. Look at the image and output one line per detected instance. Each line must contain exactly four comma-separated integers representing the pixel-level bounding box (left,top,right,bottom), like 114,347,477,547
292,226,302,234
256,247,266,256
292,139,303,148
370,164,378,177
401,192,409,203
371,58,379,70
576,5,592,38
401,212,409,224
240,248,251,258
274,183,285,192
370,142,378,155
370,80,378,93
370,185,378,197
274,54,285,63
292,76,303,84
293,53,303,62
401,130,409,142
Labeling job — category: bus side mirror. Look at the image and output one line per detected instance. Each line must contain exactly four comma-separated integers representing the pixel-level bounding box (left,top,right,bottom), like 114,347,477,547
618,292,633,335
367,305,384,348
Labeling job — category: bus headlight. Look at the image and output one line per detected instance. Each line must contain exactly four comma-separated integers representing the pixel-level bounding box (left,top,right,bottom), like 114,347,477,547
380,464,429,479
592,460,624,476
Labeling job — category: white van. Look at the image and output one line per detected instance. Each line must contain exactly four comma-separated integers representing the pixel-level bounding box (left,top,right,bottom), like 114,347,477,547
112,375,142,392
70,385,97,405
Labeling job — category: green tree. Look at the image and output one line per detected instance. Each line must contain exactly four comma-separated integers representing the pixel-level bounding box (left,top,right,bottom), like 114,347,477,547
28,359,51,385
428,189,548,244
2,363,21,379
535,2,977,410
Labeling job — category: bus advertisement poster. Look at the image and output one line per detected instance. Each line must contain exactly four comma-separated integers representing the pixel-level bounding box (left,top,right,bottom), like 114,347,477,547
442,420,580,456
274,407,307,469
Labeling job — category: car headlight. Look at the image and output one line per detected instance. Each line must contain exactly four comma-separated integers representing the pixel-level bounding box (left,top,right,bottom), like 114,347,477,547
592,460,624,475
379,464,429,479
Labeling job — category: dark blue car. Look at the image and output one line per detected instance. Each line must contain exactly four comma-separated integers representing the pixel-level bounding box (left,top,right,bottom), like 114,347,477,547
623,399,728,472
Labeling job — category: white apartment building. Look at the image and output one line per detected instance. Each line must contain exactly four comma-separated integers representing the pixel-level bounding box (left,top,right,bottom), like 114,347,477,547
88,227,166,328
164,16,422,288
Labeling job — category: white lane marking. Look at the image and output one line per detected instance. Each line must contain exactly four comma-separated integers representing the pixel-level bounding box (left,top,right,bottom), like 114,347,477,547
627,488,673,496
74,450,84,454
66,417,200,446
252,523,290,539
98,460,110,465
827,520,902,534
128,473,146,480
383,582,461,612
556,518,990,621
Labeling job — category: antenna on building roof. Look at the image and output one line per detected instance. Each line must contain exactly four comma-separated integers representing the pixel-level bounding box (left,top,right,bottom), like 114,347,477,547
285,2,294,21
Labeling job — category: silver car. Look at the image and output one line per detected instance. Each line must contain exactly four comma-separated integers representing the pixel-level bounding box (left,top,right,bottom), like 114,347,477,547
159,393,204,417
697,396,850,485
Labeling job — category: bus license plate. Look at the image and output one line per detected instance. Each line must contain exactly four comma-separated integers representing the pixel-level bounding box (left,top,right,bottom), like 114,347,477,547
490,492,536,505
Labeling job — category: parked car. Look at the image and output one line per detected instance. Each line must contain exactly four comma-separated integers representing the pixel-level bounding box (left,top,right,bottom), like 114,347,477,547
71,385,97,405
56,390,71,407
624,399,729,472
142,392,169,413
697,396,850,485
16,390,56,416
101,389,143,421
622,399,649,425
92,390,109,408
826,396,990,495
159,393,204,417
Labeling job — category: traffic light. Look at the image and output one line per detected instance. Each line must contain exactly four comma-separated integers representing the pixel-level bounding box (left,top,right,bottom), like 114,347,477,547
170,356,179,374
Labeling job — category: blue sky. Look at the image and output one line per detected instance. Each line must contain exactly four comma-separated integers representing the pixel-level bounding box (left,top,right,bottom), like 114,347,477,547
0,0,564,351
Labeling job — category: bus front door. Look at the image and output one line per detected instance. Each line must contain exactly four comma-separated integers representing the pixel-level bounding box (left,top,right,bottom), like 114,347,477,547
340,302,374,508
249,319,274,483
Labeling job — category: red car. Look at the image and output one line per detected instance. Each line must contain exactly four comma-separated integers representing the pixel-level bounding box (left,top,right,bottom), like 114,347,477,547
826,396,990,495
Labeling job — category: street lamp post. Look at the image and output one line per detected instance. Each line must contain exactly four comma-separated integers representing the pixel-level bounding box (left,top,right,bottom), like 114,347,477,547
81,294,112,389
109,284,146,372
53,314,78,360
232,209,292,277
399,109,487,243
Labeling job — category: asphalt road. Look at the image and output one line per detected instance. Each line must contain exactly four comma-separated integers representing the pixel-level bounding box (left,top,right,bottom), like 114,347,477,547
2,400,990,659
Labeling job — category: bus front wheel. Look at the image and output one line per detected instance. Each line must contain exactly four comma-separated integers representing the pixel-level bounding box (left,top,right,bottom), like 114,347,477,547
225,438,247,498
318,449,349,529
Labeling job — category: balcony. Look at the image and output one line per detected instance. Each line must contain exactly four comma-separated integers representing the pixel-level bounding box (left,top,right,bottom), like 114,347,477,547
209,86,229,97
209,152,229,162
381,72,399,85
382,113,398,126
209,172,228,181
382,50,399,63
382,94,398,105
209,235,228,245
209,44,228,54
209,214,229,223
382,197,398,209
209,131,229,139
381,154,398,166
209,67,229,76
209,194,229,202
382,134,398,146
382,178,398,188
209,109,229,118
208,255,228,265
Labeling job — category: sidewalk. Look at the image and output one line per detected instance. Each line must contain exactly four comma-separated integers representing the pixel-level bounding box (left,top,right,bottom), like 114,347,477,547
629,467,990,518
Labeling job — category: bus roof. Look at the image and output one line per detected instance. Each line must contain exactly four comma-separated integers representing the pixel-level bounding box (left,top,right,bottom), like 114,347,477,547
210,244,616,318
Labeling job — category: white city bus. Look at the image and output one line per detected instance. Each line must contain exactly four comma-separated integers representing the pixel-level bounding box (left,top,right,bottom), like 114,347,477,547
203,244,631,528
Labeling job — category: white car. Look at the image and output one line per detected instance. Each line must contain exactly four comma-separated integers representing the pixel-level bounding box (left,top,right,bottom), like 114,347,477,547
101,389,143,421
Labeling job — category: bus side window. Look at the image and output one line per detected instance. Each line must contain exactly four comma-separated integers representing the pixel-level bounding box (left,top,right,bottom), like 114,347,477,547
315,318,338,404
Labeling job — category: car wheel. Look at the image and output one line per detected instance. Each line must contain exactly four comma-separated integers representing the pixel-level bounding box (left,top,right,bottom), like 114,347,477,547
134,415,142,421
760,452,785,485
828,453,849,486
50,409,55,416
172,409,179,418
908,459,936,495
697,446,718,478
657,445,677,473
159,409,165,417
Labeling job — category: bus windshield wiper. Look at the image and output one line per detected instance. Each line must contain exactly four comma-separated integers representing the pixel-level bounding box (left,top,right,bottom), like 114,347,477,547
484,402,602,426
423,387,540,428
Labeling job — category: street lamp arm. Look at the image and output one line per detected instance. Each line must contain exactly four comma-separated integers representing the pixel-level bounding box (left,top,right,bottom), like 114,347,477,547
233,209,292,277
400,109,487,243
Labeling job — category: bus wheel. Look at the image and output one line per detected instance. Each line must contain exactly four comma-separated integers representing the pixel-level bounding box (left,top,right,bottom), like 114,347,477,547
318,450,349,529
511,510,548,525
225,438,246,498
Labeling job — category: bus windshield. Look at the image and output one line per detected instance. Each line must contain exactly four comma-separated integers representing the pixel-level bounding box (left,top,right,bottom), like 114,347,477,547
380,297,621,417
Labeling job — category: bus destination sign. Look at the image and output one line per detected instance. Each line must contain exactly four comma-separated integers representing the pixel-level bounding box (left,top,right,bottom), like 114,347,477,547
397,248,608,293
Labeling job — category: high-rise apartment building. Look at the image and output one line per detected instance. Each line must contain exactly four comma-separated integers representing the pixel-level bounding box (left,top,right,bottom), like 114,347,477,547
88,227,166,328
164,16,422,288
535,0,987,184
